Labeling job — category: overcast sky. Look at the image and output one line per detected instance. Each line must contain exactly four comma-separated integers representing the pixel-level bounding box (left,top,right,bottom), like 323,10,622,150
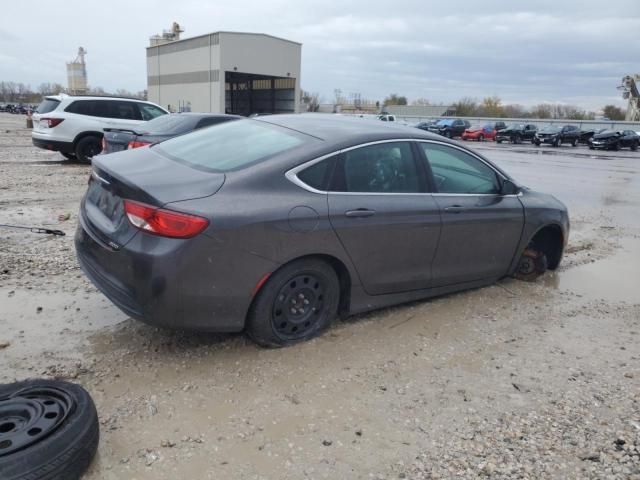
2,1,638,110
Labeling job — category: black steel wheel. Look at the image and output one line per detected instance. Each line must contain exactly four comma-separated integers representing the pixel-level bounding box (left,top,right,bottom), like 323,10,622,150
74,136,102,164
0,380,99,480
247,259,340,347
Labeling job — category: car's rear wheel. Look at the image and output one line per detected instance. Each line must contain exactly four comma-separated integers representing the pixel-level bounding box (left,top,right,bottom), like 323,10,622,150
534,139,541,146
631,141,638,151
553,137,561,147
478,134,484,142
247,259,340,347
513,248,548,281
572,138,579,147
74,136,102,164
0,380,99,480
512,134,521,144
444,130,452,139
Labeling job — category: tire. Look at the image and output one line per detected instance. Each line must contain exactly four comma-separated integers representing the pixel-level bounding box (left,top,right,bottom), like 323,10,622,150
612,142,620,151
534,140,541,146
0,380,99,480
497,139,503,144
60,152,76,161
589,145,595,150
512,134,521,144
247,259,340,347
74,136,102,164
444,130,452,139
478,134,484,142
631,141,638,151
513,248,548,282
553,137,561,147
572,138,579,147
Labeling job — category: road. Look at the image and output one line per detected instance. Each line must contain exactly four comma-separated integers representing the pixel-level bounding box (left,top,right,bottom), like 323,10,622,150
1,113,638,479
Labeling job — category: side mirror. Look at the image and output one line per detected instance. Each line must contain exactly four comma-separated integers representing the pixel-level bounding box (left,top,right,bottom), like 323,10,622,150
501,179,520,195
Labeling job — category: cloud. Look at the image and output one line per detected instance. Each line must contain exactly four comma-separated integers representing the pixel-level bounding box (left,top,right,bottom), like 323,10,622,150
0,0,637,110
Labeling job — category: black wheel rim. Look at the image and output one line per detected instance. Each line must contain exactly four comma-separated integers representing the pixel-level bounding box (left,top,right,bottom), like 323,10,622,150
272,273,326,339
82,141,100,160
0,386,75,456
518,256,536,275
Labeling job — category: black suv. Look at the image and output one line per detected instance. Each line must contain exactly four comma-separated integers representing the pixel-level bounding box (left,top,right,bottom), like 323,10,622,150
589,130,639,151
495,124,538,144
427,118,471,138
534,125,582,147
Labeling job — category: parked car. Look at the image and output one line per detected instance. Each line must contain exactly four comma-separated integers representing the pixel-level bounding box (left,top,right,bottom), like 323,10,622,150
414,120,436,131
589,130,639,151
31,95,168,162
427,118,471,138
102,113,241,154
377,114,396,122
495,124,537,144
534,125,581,147
76,114,569,347
578,127,607,144
461,124,497,142
490,121,507,131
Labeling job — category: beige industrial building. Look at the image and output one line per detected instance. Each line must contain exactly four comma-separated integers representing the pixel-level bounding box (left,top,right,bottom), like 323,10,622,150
146,30,302,115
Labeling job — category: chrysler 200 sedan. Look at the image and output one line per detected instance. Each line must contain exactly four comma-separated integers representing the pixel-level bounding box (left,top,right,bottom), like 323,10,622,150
75,114,569,347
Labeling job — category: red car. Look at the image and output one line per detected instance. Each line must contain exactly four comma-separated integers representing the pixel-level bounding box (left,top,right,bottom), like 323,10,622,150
461,124,497,141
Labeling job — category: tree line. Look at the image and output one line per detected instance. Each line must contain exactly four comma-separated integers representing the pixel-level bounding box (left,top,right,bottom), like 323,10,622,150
0,80,147,104
382,93,627,120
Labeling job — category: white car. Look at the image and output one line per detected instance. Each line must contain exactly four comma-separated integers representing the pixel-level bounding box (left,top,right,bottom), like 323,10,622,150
31,94,168,162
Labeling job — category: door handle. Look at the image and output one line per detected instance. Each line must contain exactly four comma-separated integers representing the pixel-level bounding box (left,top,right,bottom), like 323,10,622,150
444,205,466,213
345,208,376,218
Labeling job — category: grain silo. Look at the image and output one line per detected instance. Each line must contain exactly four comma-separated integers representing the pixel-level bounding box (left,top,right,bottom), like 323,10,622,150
67,47,88,95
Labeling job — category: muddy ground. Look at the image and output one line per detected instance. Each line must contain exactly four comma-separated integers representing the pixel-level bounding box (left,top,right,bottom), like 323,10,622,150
1,112,639,479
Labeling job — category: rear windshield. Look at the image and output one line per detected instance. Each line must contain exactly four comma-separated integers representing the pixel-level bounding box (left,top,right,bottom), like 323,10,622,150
143,115,197,135
36,98,60,114
154,119,308,172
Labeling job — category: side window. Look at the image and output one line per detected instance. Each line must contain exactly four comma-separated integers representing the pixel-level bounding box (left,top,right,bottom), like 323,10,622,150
297,156,337,191
65,100,94,115
92,100,110,118
109,101,142,121
420,143,500,195
333,142,421,193
139,103,167,121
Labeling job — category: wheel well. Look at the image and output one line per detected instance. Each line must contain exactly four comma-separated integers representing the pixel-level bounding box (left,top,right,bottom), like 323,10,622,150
73,131,103,148
528,225,564,270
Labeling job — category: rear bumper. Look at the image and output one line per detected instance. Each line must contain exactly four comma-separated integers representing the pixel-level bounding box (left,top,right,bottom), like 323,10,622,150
32,137,74,154
75,213,277,332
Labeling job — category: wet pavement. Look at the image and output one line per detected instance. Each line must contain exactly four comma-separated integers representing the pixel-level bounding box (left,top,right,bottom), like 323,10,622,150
0,114,639,479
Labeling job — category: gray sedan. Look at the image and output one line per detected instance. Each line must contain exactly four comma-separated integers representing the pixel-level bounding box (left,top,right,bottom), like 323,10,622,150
75,114,569,347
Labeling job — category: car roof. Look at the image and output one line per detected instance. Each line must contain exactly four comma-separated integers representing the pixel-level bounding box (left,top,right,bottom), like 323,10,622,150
255,113,445,143
164,112,242,119
45,94,157,104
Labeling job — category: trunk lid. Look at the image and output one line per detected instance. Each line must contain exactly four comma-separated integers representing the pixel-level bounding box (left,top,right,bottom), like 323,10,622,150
82,147,225,248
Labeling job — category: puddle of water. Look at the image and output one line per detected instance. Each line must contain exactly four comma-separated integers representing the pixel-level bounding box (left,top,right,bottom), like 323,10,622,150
548,238,640,303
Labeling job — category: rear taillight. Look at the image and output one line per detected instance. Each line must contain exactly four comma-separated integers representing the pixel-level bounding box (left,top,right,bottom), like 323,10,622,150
123,200,209,239
41,118,64,128
127,140,151,149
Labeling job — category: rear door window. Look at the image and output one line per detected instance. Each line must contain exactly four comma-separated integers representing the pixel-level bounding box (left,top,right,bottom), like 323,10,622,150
109,101,142,120
331,142,421,193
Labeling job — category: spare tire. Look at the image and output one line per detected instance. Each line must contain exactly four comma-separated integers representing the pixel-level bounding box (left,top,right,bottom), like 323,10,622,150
0,380,99,480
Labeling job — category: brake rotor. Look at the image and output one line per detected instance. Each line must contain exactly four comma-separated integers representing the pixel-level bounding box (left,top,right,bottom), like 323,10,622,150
0,386,75,456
